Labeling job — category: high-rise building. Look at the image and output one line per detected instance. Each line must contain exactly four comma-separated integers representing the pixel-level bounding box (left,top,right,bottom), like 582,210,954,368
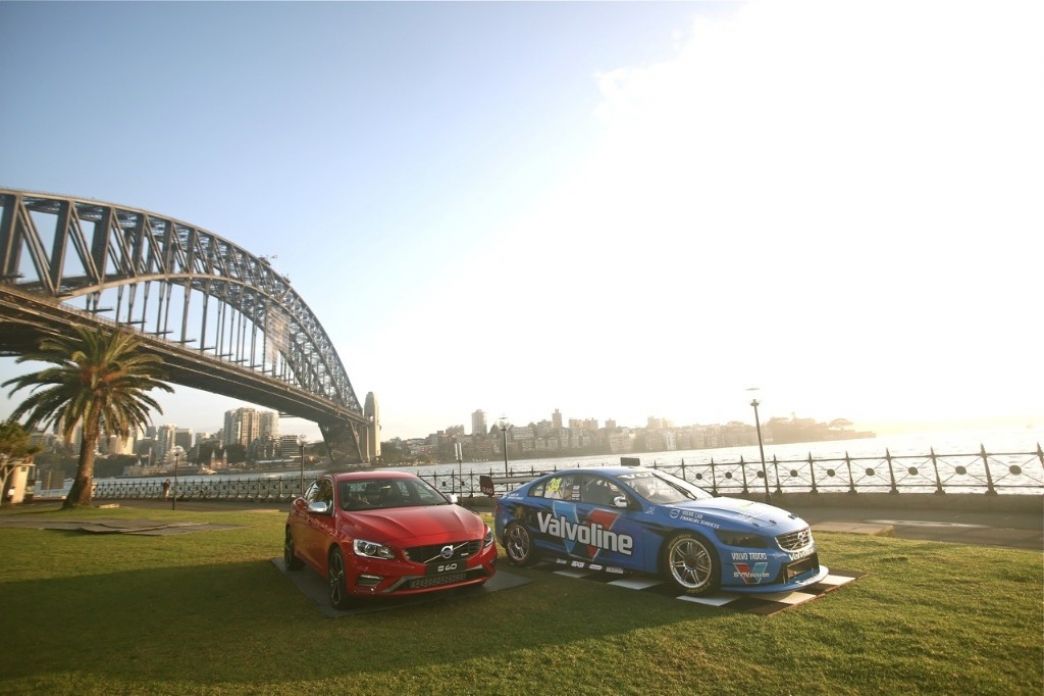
471,409,487,436
552,409,562,430
157,424,177,463
259,411,279,439
174,428,193,451
224,408,261,447
364,392,381,461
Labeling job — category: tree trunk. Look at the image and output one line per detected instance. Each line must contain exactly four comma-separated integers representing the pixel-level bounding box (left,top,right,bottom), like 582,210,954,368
63,418,100,509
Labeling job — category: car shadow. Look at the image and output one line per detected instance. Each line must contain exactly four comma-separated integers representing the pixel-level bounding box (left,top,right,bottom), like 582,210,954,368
0,556,742,688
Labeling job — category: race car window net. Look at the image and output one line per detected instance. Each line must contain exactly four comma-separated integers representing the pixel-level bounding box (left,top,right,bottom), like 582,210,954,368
338,478,450,511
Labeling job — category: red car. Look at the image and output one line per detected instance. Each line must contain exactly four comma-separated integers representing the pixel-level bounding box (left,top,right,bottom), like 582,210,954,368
284,470,497,608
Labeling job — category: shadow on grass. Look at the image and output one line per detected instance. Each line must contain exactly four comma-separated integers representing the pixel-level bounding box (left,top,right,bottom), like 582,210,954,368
0,556,728,687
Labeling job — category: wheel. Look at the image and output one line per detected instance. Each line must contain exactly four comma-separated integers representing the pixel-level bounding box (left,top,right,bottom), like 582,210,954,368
327,547,355,610
283,527,303,571
504,522,538,566
661,533,720,595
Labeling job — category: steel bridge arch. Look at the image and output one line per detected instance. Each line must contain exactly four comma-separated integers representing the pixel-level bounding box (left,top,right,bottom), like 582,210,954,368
0,188,370,463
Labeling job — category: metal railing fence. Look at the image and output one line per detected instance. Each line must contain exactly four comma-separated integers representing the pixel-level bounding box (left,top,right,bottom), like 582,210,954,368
84,444,1043,501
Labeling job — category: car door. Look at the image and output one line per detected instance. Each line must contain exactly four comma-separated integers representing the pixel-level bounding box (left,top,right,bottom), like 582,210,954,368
574,475,646,572
301,478,336,567
526,473,582,559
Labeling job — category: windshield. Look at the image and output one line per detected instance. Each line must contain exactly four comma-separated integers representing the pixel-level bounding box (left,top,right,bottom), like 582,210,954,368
338,478,449,511
617,470,712,504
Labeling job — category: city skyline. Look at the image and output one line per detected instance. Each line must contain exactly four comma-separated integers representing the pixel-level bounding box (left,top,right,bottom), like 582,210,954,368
1,2,1041,441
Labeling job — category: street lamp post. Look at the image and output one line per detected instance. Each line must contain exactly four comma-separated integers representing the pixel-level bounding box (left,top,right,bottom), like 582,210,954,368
299,438,305,496
750,398,771,501
172,451,179,511
497,416,510,476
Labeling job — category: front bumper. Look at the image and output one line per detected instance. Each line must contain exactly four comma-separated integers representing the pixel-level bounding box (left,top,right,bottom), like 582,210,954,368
343,541,497,597
723,550,829,594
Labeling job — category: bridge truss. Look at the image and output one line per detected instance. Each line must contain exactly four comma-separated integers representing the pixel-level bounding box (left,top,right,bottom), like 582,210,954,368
0,188,370,464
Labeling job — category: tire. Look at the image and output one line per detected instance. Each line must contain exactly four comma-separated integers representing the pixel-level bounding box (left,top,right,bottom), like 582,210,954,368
661,533,720,595
284,527,303,571
504,522,538,566
327,547,355,610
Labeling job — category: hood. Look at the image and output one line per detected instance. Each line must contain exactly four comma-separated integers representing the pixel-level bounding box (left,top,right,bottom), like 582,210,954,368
671,496,806,532
340,504,485,545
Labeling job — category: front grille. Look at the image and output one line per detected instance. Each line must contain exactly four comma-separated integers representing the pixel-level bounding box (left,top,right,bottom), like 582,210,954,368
776,527,813,552
404,540,481,564
785,554,819,581
408,572,466,589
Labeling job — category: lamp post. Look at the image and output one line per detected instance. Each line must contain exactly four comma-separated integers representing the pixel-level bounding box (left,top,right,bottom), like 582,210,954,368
497,416,510,476
171,451,179,511
748,393,771,501
299,438,305,496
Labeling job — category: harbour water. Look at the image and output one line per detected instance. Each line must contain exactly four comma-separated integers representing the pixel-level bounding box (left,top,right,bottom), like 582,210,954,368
55,425,1041,497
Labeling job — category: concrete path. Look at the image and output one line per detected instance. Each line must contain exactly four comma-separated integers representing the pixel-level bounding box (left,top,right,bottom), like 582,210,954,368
790,504,1043,550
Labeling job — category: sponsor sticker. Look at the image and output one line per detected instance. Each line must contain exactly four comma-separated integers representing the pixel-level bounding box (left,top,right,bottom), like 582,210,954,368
537,511,634,556
788,546,816,561
733,562,771,584
730,552,768,561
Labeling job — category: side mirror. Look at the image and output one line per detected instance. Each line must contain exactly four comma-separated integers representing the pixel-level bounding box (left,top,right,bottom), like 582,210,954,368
449,494,460,505
307,501,330,515
613,495,630,509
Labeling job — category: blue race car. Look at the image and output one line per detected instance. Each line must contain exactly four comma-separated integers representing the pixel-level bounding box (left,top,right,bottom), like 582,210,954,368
494,466,828,595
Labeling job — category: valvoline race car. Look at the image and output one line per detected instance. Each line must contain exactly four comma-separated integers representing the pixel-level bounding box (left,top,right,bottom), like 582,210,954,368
285,471,497,609
494,466,828,595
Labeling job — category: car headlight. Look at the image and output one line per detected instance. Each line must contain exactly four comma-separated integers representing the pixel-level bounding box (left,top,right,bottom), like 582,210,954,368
717,531,769,548
353,538,395,559
483,525,495,547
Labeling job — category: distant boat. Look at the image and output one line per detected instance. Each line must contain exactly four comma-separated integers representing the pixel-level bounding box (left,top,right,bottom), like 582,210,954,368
199,466,218,475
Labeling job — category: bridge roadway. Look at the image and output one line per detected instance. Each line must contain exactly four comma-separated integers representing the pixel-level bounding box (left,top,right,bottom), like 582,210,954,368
0,284,367,431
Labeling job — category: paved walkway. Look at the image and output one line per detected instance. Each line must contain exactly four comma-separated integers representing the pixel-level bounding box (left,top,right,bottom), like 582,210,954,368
790,504,1043,550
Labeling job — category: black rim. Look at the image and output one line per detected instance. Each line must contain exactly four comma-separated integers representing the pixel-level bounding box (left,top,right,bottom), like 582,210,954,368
329,551,345,606
284,530,294,565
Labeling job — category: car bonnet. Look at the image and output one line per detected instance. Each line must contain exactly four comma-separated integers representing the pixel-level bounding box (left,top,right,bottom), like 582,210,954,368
344,504,485,546
669,497,808,533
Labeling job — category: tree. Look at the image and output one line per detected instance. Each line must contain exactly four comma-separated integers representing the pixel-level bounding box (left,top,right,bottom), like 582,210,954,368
0,420,40,505
3,328,173,508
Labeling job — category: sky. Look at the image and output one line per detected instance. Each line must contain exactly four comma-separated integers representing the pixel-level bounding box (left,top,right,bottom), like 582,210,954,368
1,1,1042,442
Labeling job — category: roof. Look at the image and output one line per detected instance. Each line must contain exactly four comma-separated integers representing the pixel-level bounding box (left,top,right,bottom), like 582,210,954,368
533,466,654,478
329,470,418,482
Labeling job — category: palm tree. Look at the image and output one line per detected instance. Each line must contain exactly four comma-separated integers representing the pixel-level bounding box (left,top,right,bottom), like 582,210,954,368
3,328,173,508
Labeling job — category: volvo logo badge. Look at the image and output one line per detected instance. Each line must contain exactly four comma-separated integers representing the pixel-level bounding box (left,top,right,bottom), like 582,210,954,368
440,545,454,559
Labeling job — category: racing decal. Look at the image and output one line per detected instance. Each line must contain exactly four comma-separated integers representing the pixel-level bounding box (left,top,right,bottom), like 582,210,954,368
730,552,768,561
668,507,720,530
553,558,624,574
733,561,771,584
788,546,816,561
538,502,634,557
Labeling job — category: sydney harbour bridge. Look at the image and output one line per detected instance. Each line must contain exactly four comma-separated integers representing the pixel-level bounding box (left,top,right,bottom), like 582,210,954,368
0,188,377,465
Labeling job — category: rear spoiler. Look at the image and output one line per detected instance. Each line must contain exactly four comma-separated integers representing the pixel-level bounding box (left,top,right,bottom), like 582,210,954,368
479,472,545,498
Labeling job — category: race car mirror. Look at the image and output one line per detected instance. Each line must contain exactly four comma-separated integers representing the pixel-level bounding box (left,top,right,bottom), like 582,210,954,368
613,496,629,509
448,494,460,505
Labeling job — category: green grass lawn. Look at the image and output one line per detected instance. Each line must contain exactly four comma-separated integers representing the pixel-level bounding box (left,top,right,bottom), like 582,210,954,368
0,503,1040,695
